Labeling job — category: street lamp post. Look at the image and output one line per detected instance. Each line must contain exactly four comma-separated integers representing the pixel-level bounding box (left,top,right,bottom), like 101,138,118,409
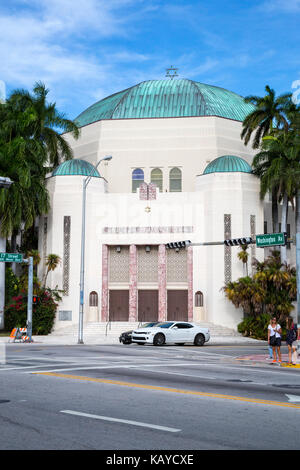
78,156,112,344
0,177,13,330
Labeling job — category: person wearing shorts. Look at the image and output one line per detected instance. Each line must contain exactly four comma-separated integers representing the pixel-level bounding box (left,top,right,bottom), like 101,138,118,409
286,317,298,365
268,317,282,363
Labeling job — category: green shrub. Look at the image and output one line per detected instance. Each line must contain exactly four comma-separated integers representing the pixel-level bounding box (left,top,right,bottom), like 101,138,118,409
5,267,20,304
238,313,289,340
4,288,60,335
238,313,272,340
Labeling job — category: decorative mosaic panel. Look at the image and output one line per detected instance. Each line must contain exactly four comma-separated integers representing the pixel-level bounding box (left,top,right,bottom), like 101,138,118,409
139,182,148,200
158,244,167,321
148,183,157,200
250,215,256,273
63,216,71,296
167,248,187,283
109,246,129,283
137,246,158,283
224,214,232,283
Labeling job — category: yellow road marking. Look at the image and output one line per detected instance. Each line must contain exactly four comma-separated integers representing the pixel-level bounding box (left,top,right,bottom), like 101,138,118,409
281,363,300,368
35,372,300,409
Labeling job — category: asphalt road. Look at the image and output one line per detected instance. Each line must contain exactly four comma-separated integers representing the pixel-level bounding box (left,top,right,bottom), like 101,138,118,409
1,342,300,451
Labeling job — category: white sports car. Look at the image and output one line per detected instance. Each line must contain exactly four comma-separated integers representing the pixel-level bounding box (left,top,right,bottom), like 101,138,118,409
131,321,210,346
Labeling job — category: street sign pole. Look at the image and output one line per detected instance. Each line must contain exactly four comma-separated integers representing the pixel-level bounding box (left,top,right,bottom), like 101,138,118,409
296,233,300,326
0,252,24,330
0,236,5,330
26,256,33,342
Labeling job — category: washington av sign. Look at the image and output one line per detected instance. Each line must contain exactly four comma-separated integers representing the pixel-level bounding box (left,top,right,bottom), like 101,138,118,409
256,232,287,248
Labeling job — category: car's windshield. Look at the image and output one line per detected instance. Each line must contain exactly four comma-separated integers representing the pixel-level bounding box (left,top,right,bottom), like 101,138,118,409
155,322,174,329
141,322,158,328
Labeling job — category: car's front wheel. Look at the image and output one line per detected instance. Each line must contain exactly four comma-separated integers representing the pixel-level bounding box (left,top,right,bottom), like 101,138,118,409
194,333,205,346
153,333,165,346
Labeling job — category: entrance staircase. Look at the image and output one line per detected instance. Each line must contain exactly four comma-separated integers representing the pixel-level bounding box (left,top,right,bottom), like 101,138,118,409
51,321,241,343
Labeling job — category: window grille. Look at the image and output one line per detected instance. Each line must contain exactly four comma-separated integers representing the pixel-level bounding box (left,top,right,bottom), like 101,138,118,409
132,168,144,193
195,291,203,307
169,167,182,192
89,291,98,307
151,168,163,192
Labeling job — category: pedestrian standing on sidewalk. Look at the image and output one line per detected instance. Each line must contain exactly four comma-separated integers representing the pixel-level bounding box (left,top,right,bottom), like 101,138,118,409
266,319,273,360
286,317,298,365
268,317,282,363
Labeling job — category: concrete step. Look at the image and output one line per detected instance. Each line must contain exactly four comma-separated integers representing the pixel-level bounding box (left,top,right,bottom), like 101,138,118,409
52,321,241,338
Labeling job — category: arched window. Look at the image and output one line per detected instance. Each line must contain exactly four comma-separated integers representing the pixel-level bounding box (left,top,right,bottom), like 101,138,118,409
195,291,203,307
132,168,144,193
151,168,163,192
169,167,182,192
89,291,98,307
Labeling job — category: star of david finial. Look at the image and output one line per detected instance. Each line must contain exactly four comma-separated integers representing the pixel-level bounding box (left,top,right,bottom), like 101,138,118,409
165,66,178,79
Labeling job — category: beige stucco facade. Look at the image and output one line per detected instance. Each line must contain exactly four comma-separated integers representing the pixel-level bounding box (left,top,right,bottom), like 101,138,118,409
38,118,265,330
63,116,256,193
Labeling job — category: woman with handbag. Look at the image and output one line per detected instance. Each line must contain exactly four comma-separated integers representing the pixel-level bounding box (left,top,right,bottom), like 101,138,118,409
286,317,298,365
268,317,282,363
266,319,273,360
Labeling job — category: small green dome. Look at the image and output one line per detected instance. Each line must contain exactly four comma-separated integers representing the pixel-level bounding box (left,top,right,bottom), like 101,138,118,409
75,79,255,127
203,155,252,175
52,159,101,178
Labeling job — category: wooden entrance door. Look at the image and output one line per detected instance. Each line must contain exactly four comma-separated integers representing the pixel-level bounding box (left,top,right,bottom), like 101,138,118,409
138,290,158,322
109,290,129,321
167,290,188,321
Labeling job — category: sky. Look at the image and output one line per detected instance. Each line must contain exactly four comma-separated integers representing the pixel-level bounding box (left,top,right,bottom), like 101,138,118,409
0,0,300,120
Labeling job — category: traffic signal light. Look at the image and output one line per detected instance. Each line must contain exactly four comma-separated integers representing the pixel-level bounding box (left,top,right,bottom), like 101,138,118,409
32,295,40,305
166,240,192,249
224,237,253,247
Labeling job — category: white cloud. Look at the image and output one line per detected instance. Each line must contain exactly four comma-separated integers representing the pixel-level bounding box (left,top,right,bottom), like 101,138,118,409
0,0,157,116
259,0,300,12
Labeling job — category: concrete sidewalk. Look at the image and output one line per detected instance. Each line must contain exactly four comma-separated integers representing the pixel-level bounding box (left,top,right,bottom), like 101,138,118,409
0,333,265,346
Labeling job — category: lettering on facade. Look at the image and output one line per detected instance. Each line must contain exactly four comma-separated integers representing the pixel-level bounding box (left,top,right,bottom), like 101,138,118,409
103,226,194,234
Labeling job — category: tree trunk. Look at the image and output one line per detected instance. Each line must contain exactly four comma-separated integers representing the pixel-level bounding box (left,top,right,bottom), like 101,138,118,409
296,189,300,325
10,230,18,275
280,193,288,264
296,189,300,234
272,189,279,233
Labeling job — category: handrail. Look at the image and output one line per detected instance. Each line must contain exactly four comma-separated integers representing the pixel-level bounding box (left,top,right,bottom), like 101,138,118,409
138,312,145,328
105,314,112,336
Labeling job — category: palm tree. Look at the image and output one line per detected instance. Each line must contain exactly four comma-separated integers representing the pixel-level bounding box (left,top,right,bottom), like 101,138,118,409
0,82,79,242
43,254,61,287
252,147,279,233
224,251,296,321
292,112,300,233
241,85,292,149
253,132,300,263
8,82,80,168
237,244,249,276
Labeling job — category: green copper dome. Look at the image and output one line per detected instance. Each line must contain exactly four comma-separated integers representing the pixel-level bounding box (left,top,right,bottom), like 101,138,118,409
52,159,101,177
203,155,252,175
75,79,255,127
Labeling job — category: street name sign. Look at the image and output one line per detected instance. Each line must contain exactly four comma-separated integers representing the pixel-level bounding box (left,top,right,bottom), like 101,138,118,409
256,232,287,248
0,252,23,263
